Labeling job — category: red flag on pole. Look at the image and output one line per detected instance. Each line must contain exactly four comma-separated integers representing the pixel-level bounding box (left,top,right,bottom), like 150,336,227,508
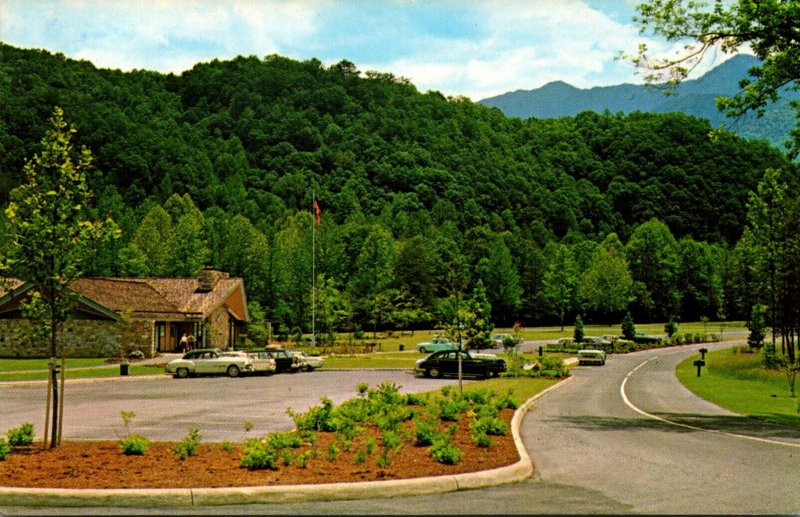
313,200,321,226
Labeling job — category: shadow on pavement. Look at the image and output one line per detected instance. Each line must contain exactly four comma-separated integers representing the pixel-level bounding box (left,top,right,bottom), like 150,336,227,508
554,413,800,441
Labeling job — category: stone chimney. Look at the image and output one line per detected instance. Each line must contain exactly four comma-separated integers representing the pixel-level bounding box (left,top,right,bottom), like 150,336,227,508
196,268,228,292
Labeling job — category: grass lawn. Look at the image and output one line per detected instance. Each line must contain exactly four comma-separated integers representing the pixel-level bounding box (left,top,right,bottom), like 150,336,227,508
323,350,565,370
304,321,747,353
456,376,561,406
0,358,165,381
677,347,800,426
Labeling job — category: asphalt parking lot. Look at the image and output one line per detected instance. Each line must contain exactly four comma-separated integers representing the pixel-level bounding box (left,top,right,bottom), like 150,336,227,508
0,369,463,442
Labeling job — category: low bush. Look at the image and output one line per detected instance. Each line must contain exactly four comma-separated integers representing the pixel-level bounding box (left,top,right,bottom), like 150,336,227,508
540,355,567,377
173,428,202,460
287,397,336,432
472,415,507,436
430,434,463,465
469,425,492,447
120,434,150,455
0,438,10,460
6,422,35,446
240,431,304,470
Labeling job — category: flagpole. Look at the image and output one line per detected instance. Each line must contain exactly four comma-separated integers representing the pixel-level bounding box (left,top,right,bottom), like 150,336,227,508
312,190,316,349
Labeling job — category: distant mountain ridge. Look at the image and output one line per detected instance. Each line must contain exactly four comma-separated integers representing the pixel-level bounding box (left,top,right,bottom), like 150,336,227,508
479,54,798,150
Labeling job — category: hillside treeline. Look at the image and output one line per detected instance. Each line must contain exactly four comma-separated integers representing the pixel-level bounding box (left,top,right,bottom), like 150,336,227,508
1,43,797,335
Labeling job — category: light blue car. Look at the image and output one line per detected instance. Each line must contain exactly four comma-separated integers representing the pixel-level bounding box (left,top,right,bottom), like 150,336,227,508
415,337,459,353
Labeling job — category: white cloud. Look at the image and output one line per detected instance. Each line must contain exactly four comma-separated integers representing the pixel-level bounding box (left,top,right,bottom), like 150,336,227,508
1,0,706,98
363,0,655,100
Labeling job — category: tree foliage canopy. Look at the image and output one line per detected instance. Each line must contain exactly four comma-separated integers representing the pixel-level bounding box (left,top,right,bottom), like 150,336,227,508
631,0,800,156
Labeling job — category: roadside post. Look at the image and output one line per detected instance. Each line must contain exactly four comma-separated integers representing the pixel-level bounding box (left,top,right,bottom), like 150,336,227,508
694,359,705,377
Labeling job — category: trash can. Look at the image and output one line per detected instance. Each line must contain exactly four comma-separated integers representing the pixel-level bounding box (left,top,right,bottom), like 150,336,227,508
399,343,404,351
120,361,129,376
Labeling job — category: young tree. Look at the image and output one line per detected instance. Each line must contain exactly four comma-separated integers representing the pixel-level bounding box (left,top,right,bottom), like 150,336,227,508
625,219,681,321
579,233,633,323
1,107,118,448
573,315,585,343
622,312,637,341
747,304,767,350
541,242,579,331
630,0,800,157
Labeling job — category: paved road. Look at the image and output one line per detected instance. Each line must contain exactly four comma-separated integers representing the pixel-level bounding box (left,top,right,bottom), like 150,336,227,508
3,342,800,514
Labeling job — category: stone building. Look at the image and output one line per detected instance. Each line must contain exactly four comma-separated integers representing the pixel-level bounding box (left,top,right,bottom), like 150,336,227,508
0,269,249,358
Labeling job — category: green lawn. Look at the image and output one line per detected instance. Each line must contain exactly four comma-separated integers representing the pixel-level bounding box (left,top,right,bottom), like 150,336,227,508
0,358,166,381
301,321,746,353
676,347,800,426
323,350,563,370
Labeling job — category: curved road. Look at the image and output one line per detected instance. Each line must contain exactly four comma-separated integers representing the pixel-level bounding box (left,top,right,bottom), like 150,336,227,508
3,342,800,514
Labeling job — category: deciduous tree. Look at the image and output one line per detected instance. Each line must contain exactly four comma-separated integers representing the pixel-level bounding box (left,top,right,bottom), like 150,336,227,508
1,107,118,447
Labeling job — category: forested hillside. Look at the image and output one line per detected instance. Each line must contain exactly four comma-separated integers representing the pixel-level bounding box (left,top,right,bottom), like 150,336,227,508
479,54,800,151
1,43,796,337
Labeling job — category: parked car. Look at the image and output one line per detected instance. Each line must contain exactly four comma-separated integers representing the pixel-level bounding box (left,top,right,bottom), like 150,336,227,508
415,336,459,353
166,348,253,378
292,351,324,371
577,348,606,366
415,349,506,379
247,347,301,373
220,351,276,375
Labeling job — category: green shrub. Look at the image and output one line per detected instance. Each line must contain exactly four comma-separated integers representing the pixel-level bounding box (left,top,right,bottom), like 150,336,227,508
287,397,336,432
326,442,340,462
120,434,150,455
7,422,35,446
470,426,492,447
413,416,439,446
0,438,10,460
173,428,202,460
365,436,377,455
281,448,294,466
356,382,370,398
369,381,404,406
240,438,279,470
240,431,305,470
375,450,392,467
540,356,566,376
220,440,234,453
354,447,368,464
381,429,402,453
430,436,463,464
473,415,507,436
494,389,518,410
294,450,314,468
405,392,427,406
437,398,469,421
463,388,489,405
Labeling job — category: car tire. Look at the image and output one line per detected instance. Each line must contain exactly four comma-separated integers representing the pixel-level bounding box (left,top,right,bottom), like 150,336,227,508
227,365,241,377
428,368,440,378
175,367,189,379
419,347,427,354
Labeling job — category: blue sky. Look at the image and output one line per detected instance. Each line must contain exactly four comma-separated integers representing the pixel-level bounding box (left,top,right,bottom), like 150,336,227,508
0,0,732,100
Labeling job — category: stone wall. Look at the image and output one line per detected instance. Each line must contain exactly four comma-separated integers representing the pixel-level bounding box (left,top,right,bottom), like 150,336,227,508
0,319,153,358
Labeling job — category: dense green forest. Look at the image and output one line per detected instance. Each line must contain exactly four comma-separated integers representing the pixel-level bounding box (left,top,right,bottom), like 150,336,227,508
1,43,798,339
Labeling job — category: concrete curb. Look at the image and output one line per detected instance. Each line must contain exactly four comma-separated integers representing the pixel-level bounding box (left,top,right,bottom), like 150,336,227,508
0,378,571,507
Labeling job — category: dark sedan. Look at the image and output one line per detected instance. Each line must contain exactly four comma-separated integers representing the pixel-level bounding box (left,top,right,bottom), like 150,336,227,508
414,350,506,379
